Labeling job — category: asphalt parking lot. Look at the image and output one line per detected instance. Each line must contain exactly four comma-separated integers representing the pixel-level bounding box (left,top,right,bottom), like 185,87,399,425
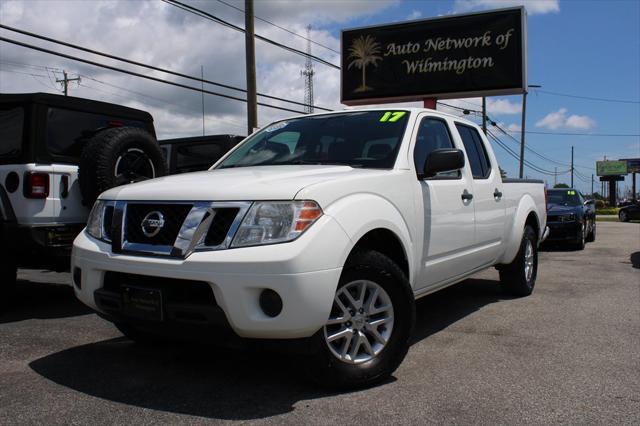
1,221,638,425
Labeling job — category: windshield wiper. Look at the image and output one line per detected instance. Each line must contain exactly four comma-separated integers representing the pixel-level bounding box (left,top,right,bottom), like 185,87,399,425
285,160,363,167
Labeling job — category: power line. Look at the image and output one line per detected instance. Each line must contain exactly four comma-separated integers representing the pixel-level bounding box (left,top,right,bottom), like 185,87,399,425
0,36,308,115
533,89,640,105
487,130,565,176
0,23,332,112
504,129,640,137
161,0,340,70
213,0,340,55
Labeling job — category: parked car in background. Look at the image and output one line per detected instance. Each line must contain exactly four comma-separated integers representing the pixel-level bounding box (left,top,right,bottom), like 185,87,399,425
618,202,640,222
0,93,166,297
159,134,244,174
545,188,596,249
71,108,548,388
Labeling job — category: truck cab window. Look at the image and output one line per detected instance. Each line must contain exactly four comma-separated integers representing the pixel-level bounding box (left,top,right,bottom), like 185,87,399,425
455,123,491,179
413,117,458,178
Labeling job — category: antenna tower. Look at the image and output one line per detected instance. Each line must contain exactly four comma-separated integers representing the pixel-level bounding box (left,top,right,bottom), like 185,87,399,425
300,25,314,114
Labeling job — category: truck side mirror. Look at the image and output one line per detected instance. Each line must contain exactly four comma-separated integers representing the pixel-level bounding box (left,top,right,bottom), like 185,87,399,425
423,149,465,178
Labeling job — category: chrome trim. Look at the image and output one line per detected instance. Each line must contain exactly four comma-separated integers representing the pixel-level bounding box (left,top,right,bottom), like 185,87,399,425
101,200,116,243
192,201,251,254
115,200,252,258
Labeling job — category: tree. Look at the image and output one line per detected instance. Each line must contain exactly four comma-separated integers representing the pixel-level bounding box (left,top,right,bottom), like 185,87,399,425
347,35,382,92
554,183,570,188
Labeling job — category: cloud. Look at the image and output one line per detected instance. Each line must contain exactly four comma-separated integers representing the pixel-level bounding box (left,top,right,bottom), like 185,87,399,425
407,10,422,20
535,108,596,130
487,98,521,115
454,0,560,15
0,0,398,138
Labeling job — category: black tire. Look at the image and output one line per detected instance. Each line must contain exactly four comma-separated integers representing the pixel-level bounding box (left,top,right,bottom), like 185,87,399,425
619,210,629,222
586,220,596,242
79,127,167,206
574,223,586,250
306,250,415,389
499,225,538,297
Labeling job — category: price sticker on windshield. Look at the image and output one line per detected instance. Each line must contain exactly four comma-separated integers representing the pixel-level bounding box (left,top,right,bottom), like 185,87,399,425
567,190,576,195
380,111,406,122
265,121,288,132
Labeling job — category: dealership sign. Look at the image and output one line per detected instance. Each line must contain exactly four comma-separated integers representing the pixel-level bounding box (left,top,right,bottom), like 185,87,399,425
620,158,640,173
341,7,527,105
596,160,628,176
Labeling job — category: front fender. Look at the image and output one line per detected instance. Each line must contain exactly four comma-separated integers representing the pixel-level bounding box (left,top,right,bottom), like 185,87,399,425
498,194,541,265
324,193,416,284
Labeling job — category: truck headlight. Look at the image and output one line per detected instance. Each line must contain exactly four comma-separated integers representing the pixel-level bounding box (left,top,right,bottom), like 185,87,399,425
231,201,322,247
86,200,114,242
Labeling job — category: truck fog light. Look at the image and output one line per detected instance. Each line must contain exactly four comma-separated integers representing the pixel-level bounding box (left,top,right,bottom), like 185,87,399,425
259,289,282,317
73,267,82,290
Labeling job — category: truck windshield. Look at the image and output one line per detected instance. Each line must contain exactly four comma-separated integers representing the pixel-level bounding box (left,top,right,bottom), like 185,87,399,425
0,106,24,159
217,111,410,169
548,190,581,206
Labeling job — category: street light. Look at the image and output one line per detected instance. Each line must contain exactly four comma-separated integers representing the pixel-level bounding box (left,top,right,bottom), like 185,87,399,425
519,84,541,178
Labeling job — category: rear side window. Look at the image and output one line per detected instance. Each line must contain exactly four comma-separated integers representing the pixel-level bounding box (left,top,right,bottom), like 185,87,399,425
413,117,458,178
46,107,149,159
0,106,24,158
176,143,224,173
455,123,491,179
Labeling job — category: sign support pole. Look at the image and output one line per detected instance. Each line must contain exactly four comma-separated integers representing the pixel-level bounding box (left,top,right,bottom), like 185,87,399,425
423,98,437,110
245,0,258,135
482,97,487,134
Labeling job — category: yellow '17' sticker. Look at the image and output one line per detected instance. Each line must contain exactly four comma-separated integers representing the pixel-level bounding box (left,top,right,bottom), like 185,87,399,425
567,190,576,195
380,111,406,122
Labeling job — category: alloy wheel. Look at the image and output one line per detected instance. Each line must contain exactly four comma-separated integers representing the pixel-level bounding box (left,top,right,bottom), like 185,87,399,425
323,280,394,364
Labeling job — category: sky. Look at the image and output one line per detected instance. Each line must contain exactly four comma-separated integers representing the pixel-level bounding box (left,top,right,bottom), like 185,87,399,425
0,0,638,196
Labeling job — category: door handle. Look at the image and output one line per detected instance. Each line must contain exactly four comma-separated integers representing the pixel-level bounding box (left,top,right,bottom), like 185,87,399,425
461,190,473,201
493,189,503,199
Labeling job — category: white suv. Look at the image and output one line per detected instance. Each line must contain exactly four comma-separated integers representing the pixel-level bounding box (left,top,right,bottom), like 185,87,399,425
0,93,166,300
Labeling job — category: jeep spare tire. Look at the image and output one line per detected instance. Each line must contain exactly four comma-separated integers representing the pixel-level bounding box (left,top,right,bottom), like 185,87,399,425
79,127,167,206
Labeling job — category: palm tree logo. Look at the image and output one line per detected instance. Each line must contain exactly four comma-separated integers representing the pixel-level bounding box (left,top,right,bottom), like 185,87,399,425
347,35,382,93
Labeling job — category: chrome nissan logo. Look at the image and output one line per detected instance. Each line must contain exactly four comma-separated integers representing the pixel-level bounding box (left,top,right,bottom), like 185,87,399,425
141,211,165,238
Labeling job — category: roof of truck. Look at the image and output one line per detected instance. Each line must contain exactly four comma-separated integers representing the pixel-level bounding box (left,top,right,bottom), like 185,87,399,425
279,107,478,127
0,92,154,122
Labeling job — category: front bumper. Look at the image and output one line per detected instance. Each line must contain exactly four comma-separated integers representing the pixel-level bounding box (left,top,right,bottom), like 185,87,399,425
71,215,348,339
545,221,582,242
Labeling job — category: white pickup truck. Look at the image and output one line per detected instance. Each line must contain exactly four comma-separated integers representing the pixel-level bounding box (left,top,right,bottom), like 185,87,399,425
71,108,547,388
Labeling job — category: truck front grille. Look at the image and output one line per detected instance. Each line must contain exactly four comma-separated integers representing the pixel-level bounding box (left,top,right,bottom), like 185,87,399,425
125,203,193,246
111,201,250,258
205,208,240,246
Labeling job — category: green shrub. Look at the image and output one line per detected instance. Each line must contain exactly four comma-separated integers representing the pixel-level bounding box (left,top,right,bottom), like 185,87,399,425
595,200,605,209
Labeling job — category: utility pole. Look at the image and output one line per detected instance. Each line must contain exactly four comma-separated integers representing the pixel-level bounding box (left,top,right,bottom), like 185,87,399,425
481,96,487,135
591,174,594,197
554,167,557,187
56,70,80,96
519,84,541,178
201,65,205,136
570,146,574,188
301,25,315,114
244,0,258,135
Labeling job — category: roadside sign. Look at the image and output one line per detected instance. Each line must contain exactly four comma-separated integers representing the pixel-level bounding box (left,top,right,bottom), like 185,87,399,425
620,158,640,173
341,7,527,105
599,175,625,182
596,160,627,176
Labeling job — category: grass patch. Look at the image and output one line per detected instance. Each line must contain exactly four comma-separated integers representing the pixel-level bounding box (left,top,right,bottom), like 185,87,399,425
596,216,640,223
596,208,620,215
